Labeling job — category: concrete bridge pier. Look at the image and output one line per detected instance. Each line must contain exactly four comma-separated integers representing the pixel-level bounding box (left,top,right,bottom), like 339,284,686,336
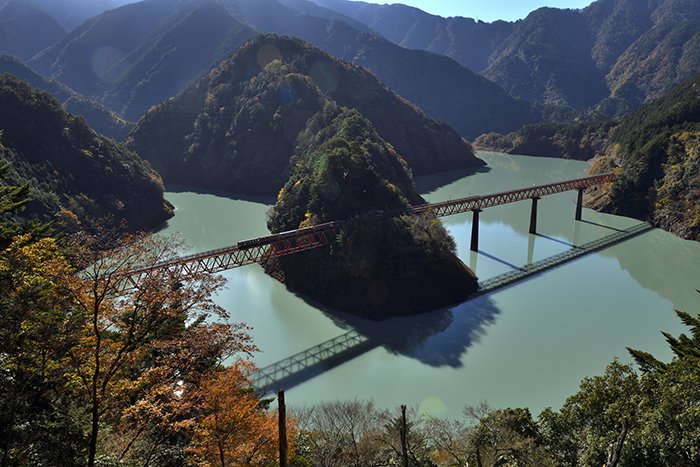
470,209,482,252
529,197,540,235
575,188,584,221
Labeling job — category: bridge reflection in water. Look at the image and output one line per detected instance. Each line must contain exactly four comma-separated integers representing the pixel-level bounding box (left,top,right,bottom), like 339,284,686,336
252,221,654,394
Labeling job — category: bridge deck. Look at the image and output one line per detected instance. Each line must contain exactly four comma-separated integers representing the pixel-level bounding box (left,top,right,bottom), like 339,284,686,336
251,221,652,394
116,173,615,289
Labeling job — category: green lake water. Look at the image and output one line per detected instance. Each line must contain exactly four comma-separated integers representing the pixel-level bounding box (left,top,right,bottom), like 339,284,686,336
159,151,700,417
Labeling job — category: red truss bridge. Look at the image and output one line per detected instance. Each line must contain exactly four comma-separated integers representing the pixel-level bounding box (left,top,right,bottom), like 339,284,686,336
115,172,615,291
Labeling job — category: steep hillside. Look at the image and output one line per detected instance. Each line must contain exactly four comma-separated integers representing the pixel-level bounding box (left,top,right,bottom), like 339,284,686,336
315,0,700,115
127,35,482,194
475,120,614,160
101,1,258,120
0,75,172,232
607,19,700,106
0,56,133,140
484,7,608,109
0,0,66,60
266,105,478,318
589,73,700,241
15,0,135,31
311,0,515,73
313,20,536,138
29,0,535,139
29,0,176,97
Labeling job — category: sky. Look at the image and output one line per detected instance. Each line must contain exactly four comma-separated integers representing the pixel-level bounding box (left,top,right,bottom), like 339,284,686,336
353,0,595,22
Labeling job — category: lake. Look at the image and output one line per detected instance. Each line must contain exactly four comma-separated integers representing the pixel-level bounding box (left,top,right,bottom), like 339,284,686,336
159,151,700,417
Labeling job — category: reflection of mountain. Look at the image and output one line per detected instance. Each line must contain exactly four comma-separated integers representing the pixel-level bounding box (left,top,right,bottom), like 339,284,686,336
610,229,700,311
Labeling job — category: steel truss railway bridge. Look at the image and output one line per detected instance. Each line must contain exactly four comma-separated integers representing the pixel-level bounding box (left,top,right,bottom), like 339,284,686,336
113,171,656,392
116,172,616,291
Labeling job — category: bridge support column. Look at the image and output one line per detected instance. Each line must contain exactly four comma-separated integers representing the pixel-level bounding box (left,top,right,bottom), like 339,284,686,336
470,209,481,252
529,197,540,235
575,188,584,221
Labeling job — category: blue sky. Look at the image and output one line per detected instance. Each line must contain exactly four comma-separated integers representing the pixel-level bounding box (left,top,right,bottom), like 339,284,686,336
355,0,595,22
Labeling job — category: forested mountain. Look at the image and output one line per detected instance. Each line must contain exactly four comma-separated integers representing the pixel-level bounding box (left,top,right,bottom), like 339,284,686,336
484,7,608,109
312,0,700,116
606,19,700,107
0,75,172,232
267,105,478,317
0,0,66,60
2,0,137,31
311,0,516,72
0,56,133,139
588,73,700,241
29,0,178,100
127,35,482,195
29,0,536,137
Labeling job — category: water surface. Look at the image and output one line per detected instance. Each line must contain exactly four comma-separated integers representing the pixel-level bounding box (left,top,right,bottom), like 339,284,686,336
160,152,700,417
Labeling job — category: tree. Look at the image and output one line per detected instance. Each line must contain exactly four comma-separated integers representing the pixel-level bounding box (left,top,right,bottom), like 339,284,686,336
538,361,642,467
187,362,291,466
62,232,253,467
293,400,385,467
463,403,552,467
0,234,86,465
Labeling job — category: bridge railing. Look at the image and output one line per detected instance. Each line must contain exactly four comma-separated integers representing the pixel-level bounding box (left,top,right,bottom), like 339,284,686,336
114,172,615,290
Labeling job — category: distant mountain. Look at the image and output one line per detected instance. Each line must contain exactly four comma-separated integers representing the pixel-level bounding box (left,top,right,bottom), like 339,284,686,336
311,0,515,73
30,0,178,99
588,73,700,241
485,7,609,109
0,55,133,140
313,0,700,116
0,75,172,232
127,35,483,195
606,19,700,107
101,1,258,120
0,0,66,60
266,105,478,318
30,0,536,138
0,0,138,31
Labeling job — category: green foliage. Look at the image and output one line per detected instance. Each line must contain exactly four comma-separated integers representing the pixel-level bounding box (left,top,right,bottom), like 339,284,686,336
474,120,614,160
0,57,134,141
540,292,700,467
594,73,700,240
267,104,476,318
607,19,700,107
0,74,172,234
127,34,481,196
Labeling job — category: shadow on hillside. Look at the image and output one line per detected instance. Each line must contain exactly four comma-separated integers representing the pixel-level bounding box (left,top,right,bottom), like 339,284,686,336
165,184,276,205
415,165,491,195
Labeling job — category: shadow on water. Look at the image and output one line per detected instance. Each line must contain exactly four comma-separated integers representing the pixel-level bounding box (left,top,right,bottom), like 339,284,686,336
536,233,576,248
579,219,625,232
415,166,491,195
254,221,656,393
255,289,502,393
165,184,276,205
477,250,524,271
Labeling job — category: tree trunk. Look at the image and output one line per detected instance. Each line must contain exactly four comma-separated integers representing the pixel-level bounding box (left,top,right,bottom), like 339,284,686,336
278,390,288,467
87,303,102,467
605,418,628,467
400,405,409,467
